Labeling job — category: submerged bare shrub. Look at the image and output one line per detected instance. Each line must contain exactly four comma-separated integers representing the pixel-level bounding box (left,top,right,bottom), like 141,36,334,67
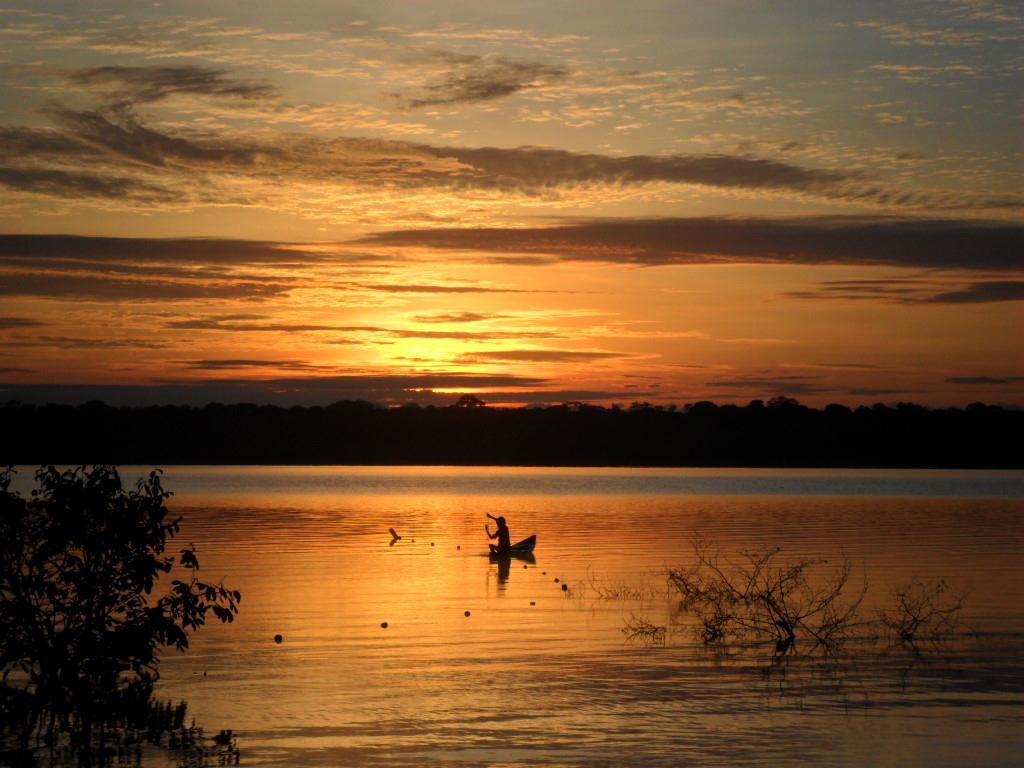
668,541,867,651
878,579,965,647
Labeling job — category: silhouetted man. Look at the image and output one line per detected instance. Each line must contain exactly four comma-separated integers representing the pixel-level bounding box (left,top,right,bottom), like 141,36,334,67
486,513,511,556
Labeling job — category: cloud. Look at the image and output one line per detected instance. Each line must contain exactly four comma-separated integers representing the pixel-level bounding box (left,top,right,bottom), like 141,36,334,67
0,272,294,302
845,387,915,397
460,389,662,405
455,349,626,363
921,281,1024,303
854,19,1000,46
3,335,171,349
0,106,868,197
163,317,557,341
400,57,569,107
787,278,1024,303
422,145,850,193
42,105,282,170
358,216,1024,271
946,375,1024,385
411,312,505,323
181,359,331,371
0,165,175,202
0,316,46,330
0,373,549,407
5,103,1018,212
0,126,103,161
165,319,346,332
811,362,885,369
68,65,277,105
870,63,981,84
0,235,318,302
354,282,536,294
0,234,315,265
704,377,827,395
390,329,558,340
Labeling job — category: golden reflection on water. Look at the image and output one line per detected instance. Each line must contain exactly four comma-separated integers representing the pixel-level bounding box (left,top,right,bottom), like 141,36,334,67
147,468,1024,767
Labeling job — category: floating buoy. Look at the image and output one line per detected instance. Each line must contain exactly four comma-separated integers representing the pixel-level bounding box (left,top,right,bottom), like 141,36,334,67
542,571,546,575
530,601,536,606
431,542,435,547
273,634,283,644
561,584,568,592
523,565,527,569
464,610,471,617
380,622,388,629
457,545,461,550
554,578,560,583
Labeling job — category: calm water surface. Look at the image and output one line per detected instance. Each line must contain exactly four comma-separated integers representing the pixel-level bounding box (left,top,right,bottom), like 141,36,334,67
115,468,1024,766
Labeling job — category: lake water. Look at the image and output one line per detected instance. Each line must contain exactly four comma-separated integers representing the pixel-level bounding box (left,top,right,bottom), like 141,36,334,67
87,468,1024,766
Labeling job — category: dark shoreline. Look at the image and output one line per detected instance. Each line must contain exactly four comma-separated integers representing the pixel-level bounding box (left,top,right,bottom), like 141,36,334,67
4,398,1021,469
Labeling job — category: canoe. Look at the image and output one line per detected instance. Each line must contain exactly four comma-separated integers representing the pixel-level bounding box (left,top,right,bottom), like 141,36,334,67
488,534,536,557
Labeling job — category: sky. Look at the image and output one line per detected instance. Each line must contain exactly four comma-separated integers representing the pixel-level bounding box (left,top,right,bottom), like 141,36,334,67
0,0,1021,408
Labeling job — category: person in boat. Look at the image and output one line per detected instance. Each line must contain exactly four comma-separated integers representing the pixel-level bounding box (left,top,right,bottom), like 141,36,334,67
486,513,511,556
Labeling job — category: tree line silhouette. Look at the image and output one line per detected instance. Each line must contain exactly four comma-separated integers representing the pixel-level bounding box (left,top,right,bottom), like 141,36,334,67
2,396,1020,467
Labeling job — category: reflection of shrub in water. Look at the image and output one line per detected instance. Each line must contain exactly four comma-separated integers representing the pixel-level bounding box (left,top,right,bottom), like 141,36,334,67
581,567,668,601
1,687,239,767
0,466,241,766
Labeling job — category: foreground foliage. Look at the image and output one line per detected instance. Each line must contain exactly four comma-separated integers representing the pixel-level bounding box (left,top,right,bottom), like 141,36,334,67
0,466,240,764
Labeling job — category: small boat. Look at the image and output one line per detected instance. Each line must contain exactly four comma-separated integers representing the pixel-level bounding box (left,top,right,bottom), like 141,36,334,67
488,534,536,558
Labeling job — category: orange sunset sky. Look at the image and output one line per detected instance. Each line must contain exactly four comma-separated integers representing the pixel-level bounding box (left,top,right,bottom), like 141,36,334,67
0,1,1021,407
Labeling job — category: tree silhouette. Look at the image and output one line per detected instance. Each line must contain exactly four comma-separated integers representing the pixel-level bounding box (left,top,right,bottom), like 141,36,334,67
1,398,1020,467
0,466,240,762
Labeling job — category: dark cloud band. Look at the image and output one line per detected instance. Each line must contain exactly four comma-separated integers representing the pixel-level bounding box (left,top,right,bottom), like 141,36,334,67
358,216,1024,272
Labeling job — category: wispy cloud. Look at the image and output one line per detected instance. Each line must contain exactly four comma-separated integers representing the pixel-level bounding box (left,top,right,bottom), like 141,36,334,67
855,19,1013,46
0,235,314,301
0,272,294,301
921,280,1024,303
2,90,1017,215
0,373,549,407
704,376,828,396
0,234,315,264
0,316,46,330
163,316,558,341
399,55,569,107
786,277,1024,304
181,359,332,371
411,312,506,323
0,165,175,202
946,375,1024,385
353,282,536,294
2,335,171,349
357,216,1024,271
455,349,626,363
68,65,277,105
165,318,347,332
